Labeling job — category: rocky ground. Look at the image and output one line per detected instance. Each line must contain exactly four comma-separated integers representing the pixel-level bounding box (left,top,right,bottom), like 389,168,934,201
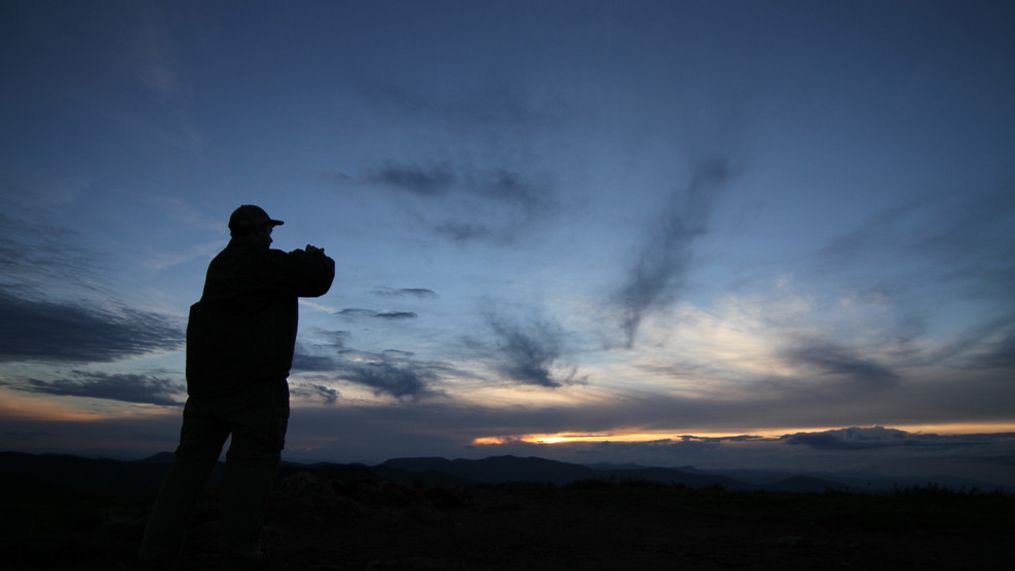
3,472,1013,570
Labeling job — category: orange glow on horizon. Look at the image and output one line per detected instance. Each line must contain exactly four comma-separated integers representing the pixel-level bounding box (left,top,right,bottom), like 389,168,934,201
0,389,179,422
472,436,511,446
0,390,113,422
471,421,1015,446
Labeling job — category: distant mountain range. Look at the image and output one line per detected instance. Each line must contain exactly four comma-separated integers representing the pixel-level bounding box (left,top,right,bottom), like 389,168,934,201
1,451,1009,496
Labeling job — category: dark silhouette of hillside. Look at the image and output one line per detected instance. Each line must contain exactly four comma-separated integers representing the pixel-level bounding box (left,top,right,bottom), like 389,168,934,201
764,475,852,494
0,452,177,497
381,455,749,489
382,455,601,485
3,450,1015,570
5,451,1012,497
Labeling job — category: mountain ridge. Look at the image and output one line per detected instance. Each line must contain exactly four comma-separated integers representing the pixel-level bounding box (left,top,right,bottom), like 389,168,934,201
2,450,1011,495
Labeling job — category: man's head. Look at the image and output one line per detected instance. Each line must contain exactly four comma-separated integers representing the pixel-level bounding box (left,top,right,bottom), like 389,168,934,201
228,205,284,248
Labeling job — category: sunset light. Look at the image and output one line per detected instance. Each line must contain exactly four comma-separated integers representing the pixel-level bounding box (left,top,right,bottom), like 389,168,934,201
473,422,1015,446
4,3,1014,569
1,0,1012,490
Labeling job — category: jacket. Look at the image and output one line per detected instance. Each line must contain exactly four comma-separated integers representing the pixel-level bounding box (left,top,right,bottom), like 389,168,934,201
185,239,335,397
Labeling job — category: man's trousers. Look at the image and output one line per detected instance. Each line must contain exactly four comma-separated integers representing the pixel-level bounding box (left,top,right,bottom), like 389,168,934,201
139,378,290,562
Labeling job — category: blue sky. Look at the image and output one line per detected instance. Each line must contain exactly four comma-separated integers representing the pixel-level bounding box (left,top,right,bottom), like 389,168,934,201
1,0,1013,483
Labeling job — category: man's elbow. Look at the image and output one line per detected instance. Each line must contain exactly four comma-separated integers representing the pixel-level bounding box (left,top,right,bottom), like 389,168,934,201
302,274,335,298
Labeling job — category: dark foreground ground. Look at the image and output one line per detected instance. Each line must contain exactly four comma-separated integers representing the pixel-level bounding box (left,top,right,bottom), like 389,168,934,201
3,473,1013,570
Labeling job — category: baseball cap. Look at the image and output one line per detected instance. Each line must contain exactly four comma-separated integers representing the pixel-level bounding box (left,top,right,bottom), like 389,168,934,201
228,205,284,230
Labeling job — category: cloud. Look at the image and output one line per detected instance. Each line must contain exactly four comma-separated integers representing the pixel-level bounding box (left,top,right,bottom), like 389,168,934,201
473,169,553,217
615,158,736,347
781,426,992,451
987,333,1015,369
812,188,1015,353
292,335,444,399
321,330,352,347
338,308,378,318
365,162,454,196
969,324,1015,370
12,371,183,406
487,315,579,388
333,360,438,400
292,329,354,373
374,311,418,320
357,160,559,244
0,212,104,294
289,382,339,404
0,291,184,364
291,350,339,373
782,339,900,389
337,308,417,320
817,205,914,264
0,209,184,365
372,287,438,298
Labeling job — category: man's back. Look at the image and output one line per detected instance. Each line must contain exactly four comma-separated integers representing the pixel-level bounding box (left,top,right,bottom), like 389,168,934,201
186,239,334,397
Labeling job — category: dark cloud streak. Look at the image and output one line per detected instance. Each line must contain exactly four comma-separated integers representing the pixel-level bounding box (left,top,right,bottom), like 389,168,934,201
371,287,438,298
333,360,436,400
365,162,454,197
289,382,339,404
337,308,418,320
487,315,577,388
782,339,900,389
12,371,183,406
0,211,105,295
616,158,735,348
374,311,417,320
338,308,377,318
0,292,184,364
292,341,443,400
357,160,559,244
0,210,183,365
781,426,992,451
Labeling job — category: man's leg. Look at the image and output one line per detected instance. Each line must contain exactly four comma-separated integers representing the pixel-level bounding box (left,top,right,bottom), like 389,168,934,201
140,397,230,562
219,379,290,559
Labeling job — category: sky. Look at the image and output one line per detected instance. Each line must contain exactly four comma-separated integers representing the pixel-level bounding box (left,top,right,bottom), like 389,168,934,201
2,0,1014,485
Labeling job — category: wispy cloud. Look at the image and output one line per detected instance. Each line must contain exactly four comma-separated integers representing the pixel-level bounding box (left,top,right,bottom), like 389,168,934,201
365,162,454,197
337,308,418,320
0,210,183,364
984,328,1015,370
0,292,183,364
780,426,997,451
487,314,579,388
338,308,378,318
812,188,1015,346
10,371,183,406
372,287,438,298
782,338,900,389
290,381,339,404
332,360,438,400
0,212,104,295
292,350,340,373
375,311,418,320
293,336,444,400
355,160,559,244
615,158,736,347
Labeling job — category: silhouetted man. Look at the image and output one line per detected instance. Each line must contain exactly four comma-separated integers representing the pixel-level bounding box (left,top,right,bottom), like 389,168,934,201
140,205,334,566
